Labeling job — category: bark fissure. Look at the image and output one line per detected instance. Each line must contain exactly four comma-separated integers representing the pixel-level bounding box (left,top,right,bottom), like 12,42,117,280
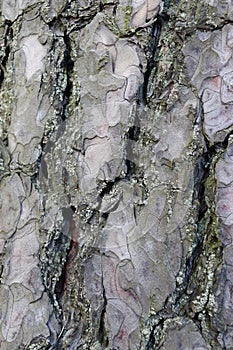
2,1,233,349
98,282,109,347
146,97,233,348
0,23,12,90
39,228,71,320
60,30,74,121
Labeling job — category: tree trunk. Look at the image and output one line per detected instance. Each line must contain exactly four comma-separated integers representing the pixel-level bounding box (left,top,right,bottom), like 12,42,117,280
0,0,232,349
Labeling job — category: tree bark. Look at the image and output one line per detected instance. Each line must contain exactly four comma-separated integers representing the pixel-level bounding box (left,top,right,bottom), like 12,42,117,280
0,0,233,349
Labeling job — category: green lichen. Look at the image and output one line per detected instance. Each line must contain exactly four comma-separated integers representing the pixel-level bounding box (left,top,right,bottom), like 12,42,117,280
104,2,135,38
26,337,50,350
184,150,223,347
0,39,14,139
123,4,133,33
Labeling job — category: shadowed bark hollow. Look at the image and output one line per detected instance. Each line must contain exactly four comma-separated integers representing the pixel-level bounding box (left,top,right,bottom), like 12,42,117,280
0,0,233,349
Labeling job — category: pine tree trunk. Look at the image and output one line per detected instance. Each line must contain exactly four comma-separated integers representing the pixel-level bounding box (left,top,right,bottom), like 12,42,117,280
0,1,233,349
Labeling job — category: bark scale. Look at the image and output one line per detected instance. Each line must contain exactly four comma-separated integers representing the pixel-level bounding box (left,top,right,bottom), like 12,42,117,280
0,0,233,349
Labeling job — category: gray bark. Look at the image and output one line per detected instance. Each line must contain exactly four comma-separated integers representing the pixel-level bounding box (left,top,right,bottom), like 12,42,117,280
0,0,233,349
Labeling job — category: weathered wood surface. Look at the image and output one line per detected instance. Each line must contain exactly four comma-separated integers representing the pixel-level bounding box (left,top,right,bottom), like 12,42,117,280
0,0,233,349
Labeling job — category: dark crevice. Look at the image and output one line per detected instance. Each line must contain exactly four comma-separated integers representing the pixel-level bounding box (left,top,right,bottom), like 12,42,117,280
146,329,156,350
139,14,169,106
124,108,141,179
99,180,117,198
99,1,104,12
70,205,76,213
113,4,117,16
95,178,121,223
0,22,13,89
86,208,99,224
125,11,170,197
146,316,168,350
139,21,160,106
126,125,140,142
54,243,72,304
61,30,74,121
101,212,109,220
98,285,109,347
40,225,73,323
123,17,165,183
197,19,233,32
54,207,79,306
145,95,232,348
125,158,136,178
130,13,170,187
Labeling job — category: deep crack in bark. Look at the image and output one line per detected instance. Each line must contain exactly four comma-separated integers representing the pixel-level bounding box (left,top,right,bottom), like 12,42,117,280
0,21,12,89
145,95,233,348
61,29,74,121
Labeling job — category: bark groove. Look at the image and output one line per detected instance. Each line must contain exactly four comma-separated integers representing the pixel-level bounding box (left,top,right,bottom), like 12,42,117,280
1,0,233,349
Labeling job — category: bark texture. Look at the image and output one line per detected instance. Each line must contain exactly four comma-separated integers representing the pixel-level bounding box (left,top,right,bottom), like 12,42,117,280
0,0,233,349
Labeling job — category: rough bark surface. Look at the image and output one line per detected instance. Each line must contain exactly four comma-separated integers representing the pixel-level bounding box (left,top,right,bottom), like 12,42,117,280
0,0,233,349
